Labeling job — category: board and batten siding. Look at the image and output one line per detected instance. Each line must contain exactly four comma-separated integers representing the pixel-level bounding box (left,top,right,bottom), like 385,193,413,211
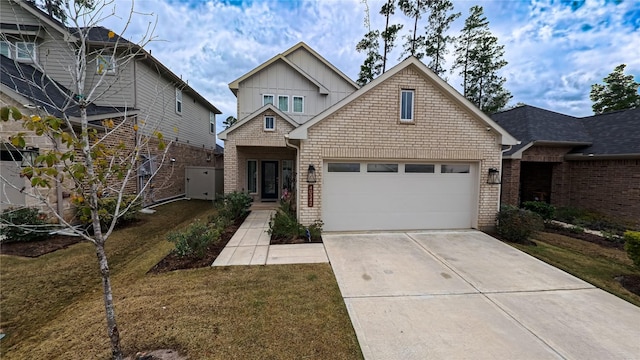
285,47,356,97
134,62,216,150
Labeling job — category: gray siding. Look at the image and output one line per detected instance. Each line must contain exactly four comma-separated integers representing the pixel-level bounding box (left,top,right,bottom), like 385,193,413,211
135,62,216,150
84,50,135,107
0,1,39,25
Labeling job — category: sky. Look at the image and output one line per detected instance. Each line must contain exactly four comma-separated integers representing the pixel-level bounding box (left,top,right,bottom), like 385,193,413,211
99,0,640,137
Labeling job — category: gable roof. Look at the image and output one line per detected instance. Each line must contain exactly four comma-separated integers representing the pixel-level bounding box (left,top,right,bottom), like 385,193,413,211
288,56,518,145
218,103,298,140
228,42,359,96
491,105,592,157
1,54,131,119
569,107,640,157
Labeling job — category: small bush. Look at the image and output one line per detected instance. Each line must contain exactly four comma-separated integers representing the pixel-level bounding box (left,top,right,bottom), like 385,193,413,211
167,220,220,258
496,205,544,243
307,220,324,241
553,206,626,235
0,207,51,242
568,225,584,234
624,231,640,268
218,192,252,221
269,207,305,240
77,195,142,231
522,201,555,221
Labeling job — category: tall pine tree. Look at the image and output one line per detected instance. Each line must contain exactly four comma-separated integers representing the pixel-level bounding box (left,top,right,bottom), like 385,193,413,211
452,5,511,114
423,0,460,78
590,64,640,114
398,0,428,59
380,0,403,73
356,1,383,86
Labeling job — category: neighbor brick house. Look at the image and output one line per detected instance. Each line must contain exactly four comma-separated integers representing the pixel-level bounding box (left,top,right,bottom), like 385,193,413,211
220,43,517,231
492,105,640,227
0,0,222,220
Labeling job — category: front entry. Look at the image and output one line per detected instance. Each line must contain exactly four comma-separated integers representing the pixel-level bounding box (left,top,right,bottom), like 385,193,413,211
261,160,278,201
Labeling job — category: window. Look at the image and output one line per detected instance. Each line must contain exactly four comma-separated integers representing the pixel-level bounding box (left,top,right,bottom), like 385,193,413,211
0,41,10,58
175,88,182,114
405,164,435,173
263,94,274,106
209,112,216,134
293,96,304,113
96,54,116,74
328,163,360,172
247,160,257,193
400,89,414,122
264,115,275,131
367,163,398,173
282,160,293,191
441,164,470,173
278,95,289,112
15,42,36,61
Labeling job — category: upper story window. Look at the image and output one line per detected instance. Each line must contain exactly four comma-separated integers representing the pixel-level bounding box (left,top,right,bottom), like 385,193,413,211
96,54,116,75
0,41,10,58
15,42,36,61
263,94,274,106
175,88,183,115
293,96,304,113
264,115,275,131
209,112,216,134
278,95,289,112
400,89,414,122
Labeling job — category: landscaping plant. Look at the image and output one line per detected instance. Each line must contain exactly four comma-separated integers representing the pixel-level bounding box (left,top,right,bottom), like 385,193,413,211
624,231,640,268
522,201,555,221
167,220,220,258
76,195,142,231
496,205,544,244
218,191,252,220
0,207,51,242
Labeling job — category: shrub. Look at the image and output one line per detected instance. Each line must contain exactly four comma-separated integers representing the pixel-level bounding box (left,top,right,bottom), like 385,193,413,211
307,220,324,241
0,207,51,242
496,205,544,243
624,231,640,268
269,207,305,240
167,220,220,258
522,201,555,221
553,206,626,235
218,192,252,221
77,195,142,231
568,225,584,234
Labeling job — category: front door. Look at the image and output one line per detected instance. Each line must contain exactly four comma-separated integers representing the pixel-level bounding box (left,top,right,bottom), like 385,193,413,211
261,161,278,201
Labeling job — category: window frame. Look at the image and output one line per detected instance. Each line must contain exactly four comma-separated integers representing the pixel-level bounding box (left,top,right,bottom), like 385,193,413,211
293,96,304,113
264,115,275,131
209,112,216,134
404,164,435,173
278,95,289,112
327,163,361,173
96,54,116,75
15,41,36,61
400,89,415,123
247,160,258,194
0,41,11,58
175,88,183,115
263,94,274,106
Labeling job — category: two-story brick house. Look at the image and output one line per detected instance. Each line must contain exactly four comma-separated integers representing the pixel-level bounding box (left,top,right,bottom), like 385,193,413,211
0,0,222,219
220,42,517,231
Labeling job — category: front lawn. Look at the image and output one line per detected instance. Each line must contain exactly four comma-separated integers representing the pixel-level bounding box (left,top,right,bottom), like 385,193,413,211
0,200,362,359
510,231,640,307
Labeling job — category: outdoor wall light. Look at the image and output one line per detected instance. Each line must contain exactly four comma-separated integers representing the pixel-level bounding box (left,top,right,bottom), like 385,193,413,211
487,167,501,184
307,164,316,183
21,146,39,167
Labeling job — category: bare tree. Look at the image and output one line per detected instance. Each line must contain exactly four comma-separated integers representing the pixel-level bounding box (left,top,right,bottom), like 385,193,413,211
0,1,173,358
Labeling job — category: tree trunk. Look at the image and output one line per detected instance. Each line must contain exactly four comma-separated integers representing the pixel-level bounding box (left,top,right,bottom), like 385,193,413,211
96,242,123,360
383,4,390,72
412,0,419,55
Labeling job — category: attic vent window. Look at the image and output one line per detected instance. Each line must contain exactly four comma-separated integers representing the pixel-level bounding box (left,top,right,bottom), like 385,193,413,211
400,89,414,122
96,54,116,74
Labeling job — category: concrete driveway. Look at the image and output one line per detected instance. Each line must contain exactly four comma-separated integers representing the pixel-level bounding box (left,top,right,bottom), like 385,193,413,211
323,230,640,359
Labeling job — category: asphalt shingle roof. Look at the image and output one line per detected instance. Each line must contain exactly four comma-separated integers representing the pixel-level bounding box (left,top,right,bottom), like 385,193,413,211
575,108,640,155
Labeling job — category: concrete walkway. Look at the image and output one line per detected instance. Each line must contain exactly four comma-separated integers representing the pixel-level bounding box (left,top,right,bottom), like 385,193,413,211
324,230,640,360
212,210,328,266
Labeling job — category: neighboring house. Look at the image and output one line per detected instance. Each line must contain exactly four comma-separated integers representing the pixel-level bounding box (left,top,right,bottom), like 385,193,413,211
220,42,517,231
492,105,640,226
0,0,222,220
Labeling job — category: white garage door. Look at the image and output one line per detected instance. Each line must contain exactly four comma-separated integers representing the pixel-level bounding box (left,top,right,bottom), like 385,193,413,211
322,161,478,231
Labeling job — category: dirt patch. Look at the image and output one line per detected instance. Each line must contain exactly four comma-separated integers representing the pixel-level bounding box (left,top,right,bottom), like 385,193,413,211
616,275,640,296
0,234,83,257
125,349,187,360
544,226,625,250
148,213,247,273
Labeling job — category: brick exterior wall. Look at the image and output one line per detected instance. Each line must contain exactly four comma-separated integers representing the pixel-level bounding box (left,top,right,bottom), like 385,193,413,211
500,159,520,206
224,110,296,199
297,65,503,230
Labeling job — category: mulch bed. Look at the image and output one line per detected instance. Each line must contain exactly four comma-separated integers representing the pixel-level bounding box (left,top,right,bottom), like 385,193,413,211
0,234,83,257
148,213,248,274
544,226,625,250
616,275,640,296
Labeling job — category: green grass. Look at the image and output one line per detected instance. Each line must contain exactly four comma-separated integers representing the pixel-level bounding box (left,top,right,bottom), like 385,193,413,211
510,231,640,307
0,200,362,359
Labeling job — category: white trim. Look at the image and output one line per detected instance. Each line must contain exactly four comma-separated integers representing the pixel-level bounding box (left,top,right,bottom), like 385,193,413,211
277,95,289,112
218,104,298,140
263,94,275,106
264,115,275,131
15,41,36,62
175,88,183,115
209,112,216,134
293,95,304,113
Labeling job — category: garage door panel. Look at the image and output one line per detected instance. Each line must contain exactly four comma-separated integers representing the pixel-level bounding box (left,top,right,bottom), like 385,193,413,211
323,161,477,231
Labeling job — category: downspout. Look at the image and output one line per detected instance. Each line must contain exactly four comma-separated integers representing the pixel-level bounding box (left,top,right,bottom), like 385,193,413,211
284,134,300,218
55,137,64,223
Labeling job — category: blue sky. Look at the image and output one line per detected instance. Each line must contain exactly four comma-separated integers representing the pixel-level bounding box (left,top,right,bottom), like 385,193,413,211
101,0,640,135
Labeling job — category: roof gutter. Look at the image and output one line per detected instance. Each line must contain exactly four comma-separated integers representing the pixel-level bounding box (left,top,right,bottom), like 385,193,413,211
564,153,640,160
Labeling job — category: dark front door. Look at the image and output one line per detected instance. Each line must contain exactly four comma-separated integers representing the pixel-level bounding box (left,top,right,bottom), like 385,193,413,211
261,161,278,201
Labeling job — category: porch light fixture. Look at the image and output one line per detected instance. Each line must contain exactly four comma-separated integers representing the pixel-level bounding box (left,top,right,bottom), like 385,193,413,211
21,146,39,167
487,167,501,184
307,164,317,183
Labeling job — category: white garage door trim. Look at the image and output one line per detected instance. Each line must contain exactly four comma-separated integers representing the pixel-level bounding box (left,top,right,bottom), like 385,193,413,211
322,161,479,231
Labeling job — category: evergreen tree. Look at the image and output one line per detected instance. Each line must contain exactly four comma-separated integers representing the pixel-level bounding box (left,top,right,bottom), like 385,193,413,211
590,64,640,114
423,0,460,77
380,0,403,73
356,1,383,86
398,0,428,59
223,116,237,129
452,5,511,113
25,0,95,24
